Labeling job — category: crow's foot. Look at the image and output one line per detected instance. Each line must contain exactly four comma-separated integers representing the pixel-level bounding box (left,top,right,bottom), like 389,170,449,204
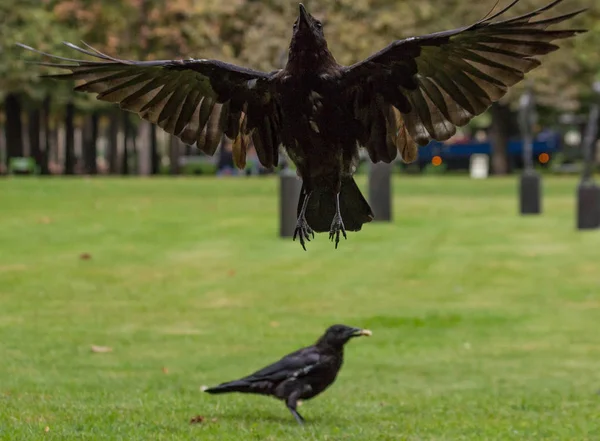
293,217,314,251
328,214,347,249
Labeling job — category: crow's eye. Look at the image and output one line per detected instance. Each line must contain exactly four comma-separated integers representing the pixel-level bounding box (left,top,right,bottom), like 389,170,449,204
315,21,322,29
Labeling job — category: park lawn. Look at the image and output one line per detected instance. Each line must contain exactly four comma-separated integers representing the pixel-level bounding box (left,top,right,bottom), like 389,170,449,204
0,175,599,441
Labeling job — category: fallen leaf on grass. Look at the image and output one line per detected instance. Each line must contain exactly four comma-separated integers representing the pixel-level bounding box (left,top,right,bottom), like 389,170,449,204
189,415,205,424
44,426,50,432
79,253,92,260
91,345,112,353
162,367,169,374
227,269,236,277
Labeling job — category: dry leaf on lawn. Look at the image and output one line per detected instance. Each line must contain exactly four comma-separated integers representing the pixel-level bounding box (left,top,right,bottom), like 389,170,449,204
91,345,112,353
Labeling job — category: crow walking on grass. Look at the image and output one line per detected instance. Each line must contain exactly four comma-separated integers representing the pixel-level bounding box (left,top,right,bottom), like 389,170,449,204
18,0,586,249
203,324,372,425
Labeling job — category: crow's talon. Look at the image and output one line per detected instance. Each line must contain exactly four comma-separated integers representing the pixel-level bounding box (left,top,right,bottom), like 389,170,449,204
329,215,346,249
293,217,314,251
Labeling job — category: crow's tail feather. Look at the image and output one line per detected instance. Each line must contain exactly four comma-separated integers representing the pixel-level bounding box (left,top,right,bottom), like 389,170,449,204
204,380,253,394
204,379,273,395
299,177,374,233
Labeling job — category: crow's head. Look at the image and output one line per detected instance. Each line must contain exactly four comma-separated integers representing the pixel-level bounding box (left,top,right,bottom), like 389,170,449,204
288,4,332,67
292,4,324,42
317,324,372,349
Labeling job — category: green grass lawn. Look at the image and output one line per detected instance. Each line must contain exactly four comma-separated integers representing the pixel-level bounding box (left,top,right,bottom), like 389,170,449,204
1,175,599,440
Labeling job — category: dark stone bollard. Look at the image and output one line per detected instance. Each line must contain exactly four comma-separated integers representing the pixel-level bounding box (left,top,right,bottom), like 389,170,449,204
279,169,302,237
519,170,542,215
368,161,392,222
577,182,600,229
576,83,600,231
518,86,542,216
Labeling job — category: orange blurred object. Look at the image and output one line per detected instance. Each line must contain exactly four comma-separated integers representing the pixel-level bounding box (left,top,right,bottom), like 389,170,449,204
538,153,550,164
432,156,443,166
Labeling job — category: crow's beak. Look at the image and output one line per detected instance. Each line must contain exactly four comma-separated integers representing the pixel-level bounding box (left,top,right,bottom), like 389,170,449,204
298,4,310,28
351,328,372,338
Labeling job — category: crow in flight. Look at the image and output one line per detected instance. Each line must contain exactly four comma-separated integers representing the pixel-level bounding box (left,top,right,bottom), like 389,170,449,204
203,324,372,425
18,0,585,249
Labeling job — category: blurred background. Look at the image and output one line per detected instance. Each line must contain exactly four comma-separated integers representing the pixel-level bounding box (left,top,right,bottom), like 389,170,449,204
0,0,599,176
1,1,600,439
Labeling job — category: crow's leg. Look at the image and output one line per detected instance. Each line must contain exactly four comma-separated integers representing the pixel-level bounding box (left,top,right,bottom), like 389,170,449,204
293,190,314,251
285,391,305,426
288,405,305,426
328,192,347,249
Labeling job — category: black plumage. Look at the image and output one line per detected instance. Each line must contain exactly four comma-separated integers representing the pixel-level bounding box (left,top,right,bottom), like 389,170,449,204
17,0,585,249
203,324,372,425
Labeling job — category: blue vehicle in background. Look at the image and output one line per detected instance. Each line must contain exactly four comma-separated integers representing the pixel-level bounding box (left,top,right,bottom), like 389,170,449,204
397,131,562,172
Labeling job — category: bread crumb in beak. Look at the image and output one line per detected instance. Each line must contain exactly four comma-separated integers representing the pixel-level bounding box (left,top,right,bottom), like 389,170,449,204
360,329,372,337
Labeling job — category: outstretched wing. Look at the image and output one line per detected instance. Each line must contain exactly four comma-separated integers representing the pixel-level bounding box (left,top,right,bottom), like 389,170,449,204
17,42,282,169
340,0,586,164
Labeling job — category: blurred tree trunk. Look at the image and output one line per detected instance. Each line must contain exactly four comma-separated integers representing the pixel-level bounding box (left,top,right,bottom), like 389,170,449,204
131,122,138,175
150,125,159,174
0,126,4,174
137,120,152,175
137,0,160,175
40,96,51,175
52,119,60,165
169,136,180,175
82,112,98,175
121,112,130,175
4,93,24,167
28,108,41,173
489,102,511,175
108,111,120,174
64,101,75,175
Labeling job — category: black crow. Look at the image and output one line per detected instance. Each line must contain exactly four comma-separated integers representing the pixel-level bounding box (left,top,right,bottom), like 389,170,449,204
17,1,586,249
203,324,372,425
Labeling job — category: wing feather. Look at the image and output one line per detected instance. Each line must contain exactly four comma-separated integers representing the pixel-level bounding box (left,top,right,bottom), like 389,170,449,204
342,0,585,161
243,347,322,383
17,42,282,168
